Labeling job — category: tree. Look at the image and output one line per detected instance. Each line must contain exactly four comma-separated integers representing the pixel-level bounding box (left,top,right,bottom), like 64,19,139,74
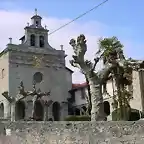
97,36,133,120
69,35,142,121
69,34,110,121
2,81,52,121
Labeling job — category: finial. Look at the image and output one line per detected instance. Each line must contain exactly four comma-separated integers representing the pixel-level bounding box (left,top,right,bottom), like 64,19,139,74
35,8,37,15
60,45,64,50
27,22,29,26
9,38,12,44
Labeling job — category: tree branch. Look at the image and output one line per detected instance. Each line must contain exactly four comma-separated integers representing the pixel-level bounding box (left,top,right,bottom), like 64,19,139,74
91,57,100,72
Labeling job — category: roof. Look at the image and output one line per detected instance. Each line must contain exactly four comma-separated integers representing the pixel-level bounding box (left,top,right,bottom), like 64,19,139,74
31,15,42,19
65,67,73,73
72,82,88,90
19,36,25,40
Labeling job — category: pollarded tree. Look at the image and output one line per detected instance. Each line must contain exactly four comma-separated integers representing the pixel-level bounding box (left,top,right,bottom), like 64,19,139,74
69,34,113,121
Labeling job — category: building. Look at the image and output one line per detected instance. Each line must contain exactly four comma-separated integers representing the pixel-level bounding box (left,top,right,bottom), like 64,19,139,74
0,10,73,121
69,70,144,120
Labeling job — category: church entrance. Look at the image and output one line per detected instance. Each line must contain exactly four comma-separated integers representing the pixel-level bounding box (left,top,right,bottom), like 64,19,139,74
15,101,25,120
104,101,110,116
33,100,44,121
52,102,60,121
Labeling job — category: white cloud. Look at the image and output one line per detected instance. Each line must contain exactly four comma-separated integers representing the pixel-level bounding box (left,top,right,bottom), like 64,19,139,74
0,9,141,83
0,10,107,83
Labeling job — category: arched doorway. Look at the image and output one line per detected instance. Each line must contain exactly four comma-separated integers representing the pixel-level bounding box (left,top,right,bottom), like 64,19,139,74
33,100,44,121
104,101,110,116
15,101,25,120
52,102,60,121
0,103,4,118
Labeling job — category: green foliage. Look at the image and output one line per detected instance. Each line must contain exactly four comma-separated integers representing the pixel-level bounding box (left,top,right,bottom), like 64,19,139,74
129,109,140,121
112,108,141,121
97,36,124,63
64,115,90,121
98,36,134,121
112,107,131,121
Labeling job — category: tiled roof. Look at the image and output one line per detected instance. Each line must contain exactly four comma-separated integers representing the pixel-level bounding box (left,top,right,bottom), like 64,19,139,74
72,82,88,89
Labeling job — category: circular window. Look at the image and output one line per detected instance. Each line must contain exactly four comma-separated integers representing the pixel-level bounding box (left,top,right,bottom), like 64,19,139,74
33,72,43,83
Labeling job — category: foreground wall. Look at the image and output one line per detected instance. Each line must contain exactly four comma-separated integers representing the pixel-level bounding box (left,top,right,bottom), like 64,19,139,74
0,121,144,143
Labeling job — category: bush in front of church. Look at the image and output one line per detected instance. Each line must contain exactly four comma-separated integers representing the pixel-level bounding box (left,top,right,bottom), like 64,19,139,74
64,115,90,121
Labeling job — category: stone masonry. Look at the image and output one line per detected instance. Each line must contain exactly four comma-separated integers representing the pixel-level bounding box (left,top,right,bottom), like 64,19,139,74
0,121,144,143
0,10,73,121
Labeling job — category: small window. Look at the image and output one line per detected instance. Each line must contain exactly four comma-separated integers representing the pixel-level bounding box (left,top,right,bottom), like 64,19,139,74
36,21,39,26
81,88,85,99
2,69,4,79
30,34,35,46
39,36,44,47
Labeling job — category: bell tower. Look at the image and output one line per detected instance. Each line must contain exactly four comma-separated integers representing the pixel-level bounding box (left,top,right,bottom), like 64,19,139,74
31,9,42,28
20,9,52,49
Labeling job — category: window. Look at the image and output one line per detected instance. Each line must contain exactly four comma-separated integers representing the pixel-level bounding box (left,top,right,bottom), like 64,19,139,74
81,88,85,99
30,34,35,46
33,72,43,83
2,69,4,79
39,36,44,47
36,21,39,26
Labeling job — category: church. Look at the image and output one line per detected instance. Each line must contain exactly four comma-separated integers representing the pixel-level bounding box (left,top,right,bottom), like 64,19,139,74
1,10,144,122
0,10,73,121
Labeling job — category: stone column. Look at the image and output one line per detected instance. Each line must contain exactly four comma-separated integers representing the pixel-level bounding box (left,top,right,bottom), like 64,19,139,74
11,102,15,121
43,104,48,121
48,105,52,120
25,101,33,120
35,34,39,47
4,101,10,119
32,96,37,119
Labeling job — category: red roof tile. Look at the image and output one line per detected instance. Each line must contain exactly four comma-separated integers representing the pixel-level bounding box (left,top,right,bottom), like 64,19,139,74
72,82,88,89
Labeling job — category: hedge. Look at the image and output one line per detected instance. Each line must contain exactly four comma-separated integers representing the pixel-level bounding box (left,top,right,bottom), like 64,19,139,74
64,115,90,121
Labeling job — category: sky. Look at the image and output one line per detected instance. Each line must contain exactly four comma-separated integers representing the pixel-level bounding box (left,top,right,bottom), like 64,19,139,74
0,0,144,83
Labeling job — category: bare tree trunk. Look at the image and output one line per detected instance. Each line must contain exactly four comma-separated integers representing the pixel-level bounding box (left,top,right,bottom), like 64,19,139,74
87,75,106,121
69,34,107,121
85,76,92,115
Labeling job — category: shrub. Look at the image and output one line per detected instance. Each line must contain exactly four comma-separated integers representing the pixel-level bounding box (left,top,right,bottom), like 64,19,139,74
112,107,131,121
64,115,90,121
112,108,141,121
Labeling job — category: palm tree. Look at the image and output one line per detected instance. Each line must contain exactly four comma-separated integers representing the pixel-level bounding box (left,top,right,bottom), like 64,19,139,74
98,36,133,120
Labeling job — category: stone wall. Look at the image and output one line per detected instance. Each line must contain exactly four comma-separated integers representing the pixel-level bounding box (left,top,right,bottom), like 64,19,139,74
0,121,144,143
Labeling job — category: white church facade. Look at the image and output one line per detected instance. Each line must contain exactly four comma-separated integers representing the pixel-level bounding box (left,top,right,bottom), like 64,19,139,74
0,10,73,121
